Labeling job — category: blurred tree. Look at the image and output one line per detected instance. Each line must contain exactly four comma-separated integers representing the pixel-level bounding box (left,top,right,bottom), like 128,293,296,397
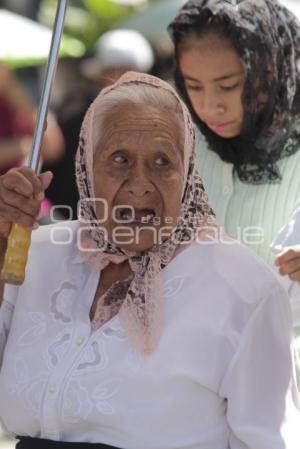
38,0,144,51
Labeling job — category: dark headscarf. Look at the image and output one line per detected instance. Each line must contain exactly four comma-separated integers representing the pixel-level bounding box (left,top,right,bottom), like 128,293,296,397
168,0,300,183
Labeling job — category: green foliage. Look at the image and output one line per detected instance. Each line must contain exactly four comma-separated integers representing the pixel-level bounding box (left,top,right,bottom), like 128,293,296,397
39,0,137,51
84,0,130,20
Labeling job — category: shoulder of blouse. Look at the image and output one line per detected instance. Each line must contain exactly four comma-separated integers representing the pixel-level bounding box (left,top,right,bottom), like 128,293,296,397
179,238,287,309
31,220,79,245
27,220,81,270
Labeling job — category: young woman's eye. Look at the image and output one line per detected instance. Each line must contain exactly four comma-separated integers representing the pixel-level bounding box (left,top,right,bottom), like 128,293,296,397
220,82,239,91
155,155,170,166
186,84,202,92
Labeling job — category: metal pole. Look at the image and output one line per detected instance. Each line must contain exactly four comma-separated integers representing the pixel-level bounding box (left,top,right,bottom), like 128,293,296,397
0,0,68,285
29,0,68,172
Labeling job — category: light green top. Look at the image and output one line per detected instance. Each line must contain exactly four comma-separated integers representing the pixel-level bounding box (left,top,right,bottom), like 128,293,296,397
195,132,300,264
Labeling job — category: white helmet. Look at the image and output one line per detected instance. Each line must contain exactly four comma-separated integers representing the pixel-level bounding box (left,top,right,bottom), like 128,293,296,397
81,29,154,78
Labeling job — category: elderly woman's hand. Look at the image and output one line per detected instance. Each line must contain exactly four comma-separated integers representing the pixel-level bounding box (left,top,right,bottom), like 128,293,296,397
0,168,53,238
275,245,300,283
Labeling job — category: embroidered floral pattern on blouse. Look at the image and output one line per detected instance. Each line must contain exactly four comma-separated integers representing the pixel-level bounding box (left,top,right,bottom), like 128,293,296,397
45,331,71,369
16,312,46,347
62,379,93,424
51,282,78,323
162,275,188,300
93,378,123,415
76,340,108,372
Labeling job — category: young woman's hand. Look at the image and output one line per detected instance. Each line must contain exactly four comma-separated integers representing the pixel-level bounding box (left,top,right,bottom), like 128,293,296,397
0,168,53,238
275,245,300,283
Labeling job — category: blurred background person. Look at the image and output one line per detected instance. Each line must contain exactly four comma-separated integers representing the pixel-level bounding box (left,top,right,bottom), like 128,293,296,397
0,62,64,222
80,28,155,88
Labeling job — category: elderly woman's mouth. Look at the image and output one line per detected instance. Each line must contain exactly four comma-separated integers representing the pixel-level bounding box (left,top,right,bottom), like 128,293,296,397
117,207,157,224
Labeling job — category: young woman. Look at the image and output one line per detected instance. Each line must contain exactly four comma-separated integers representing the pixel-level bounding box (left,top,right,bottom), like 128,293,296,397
169,0,300,380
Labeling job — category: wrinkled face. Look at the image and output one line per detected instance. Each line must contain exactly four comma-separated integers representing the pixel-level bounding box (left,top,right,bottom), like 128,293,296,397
93,102,184,252
179,34,245,138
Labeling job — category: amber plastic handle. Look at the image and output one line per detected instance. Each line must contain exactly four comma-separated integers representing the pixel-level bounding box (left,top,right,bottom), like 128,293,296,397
0,224,32,285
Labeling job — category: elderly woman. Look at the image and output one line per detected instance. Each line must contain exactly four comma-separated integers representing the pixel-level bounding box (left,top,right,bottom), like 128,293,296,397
0,72,299,449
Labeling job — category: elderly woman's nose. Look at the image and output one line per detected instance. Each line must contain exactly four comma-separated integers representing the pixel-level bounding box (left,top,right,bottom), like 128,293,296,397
125,166,155,196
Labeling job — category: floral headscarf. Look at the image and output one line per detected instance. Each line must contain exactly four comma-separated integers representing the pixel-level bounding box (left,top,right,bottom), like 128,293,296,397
169,0,300,184
75,71,217,354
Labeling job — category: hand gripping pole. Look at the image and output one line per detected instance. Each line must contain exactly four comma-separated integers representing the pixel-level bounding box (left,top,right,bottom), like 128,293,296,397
1,0,68,285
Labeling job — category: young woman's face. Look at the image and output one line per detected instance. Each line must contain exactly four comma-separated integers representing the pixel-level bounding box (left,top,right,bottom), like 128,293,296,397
178,34,246,138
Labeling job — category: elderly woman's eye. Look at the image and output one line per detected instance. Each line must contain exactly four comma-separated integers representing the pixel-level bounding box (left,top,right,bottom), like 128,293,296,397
113,152,128,164
155,155,170,166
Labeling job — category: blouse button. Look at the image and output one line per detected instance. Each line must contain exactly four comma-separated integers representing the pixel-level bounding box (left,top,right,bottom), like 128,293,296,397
48,384,56,393
76,336,85,346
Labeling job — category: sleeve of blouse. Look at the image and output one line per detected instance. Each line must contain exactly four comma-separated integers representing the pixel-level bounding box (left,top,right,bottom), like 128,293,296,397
272,201,300,252
271,200,300,331
0,283,18,368
219,283,300,449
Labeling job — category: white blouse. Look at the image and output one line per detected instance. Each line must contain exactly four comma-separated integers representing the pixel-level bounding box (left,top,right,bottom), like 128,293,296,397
272,200,300,327
0,221,299,449
271,201,300,384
